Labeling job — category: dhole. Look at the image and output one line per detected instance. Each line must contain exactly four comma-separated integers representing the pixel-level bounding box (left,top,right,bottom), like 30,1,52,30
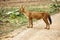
19,6,52,30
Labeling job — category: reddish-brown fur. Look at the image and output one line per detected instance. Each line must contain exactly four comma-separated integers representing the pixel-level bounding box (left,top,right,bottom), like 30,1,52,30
19,6,52,30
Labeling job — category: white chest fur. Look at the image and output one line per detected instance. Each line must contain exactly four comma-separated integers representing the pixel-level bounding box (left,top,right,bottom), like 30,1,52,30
23,13,28,18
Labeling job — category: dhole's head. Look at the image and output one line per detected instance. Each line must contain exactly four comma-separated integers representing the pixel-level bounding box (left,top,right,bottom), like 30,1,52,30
19,5,25,13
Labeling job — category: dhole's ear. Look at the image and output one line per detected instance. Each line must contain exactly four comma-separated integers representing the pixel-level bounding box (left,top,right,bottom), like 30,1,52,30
21,5,25,8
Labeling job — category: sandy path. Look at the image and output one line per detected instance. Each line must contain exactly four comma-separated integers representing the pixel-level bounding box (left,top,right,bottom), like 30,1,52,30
2,13,60,40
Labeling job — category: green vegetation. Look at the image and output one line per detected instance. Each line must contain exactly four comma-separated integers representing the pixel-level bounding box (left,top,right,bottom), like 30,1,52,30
27,3,59,15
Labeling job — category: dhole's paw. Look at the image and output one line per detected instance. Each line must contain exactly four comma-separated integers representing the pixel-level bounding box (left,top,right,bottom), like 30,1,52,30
30,26,33,28
27,26,30,28
44,27,50,30
47,27,50,30
27,26,33,28
44,27,47,29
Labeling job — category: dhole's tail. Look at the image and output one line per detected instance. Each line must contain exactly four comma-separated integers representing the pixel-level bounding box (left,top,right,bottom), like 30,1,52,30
48,15,52,24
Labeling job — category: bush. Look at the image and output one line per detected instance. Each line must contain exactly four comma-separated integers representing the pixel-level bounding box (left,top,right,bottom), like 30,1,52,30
49,3,57,13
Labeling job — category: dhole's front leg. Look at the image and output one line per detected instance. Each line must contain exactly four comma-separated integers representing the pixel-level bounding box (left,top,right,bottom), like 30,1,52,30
27,18,33,28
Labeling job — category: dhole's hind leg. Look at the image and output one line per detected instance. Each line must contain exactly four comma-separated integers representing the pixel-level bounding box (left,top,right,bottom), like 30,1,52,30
43,18,50,30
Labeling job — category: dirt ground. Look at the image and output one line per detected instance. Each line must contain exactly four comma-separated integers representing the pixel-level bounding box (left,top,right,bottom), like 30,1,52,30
1,13,60,40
